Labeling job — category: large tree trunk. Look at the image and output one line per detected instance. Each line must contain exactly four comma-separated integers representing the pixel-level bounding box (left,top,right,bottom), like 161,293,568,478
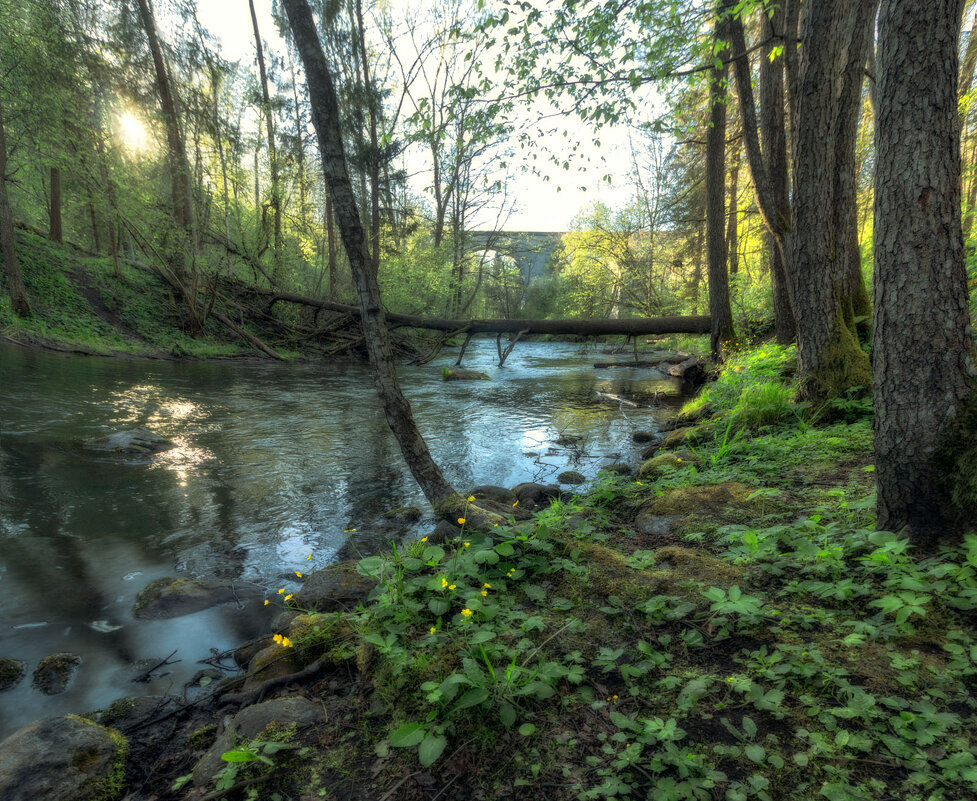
134,0,194,235
282,0,458,507
726,138,740,277
732,2,874,397
874,0,975,540
249,0,283,283
757,6,795,344
49,166,62,243
705,4,736,358
0,94,30,318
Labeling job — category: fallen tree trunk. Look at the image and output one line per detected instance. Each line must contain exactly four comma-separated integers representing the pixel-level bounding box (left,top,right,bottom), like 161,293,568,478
254,288,711,336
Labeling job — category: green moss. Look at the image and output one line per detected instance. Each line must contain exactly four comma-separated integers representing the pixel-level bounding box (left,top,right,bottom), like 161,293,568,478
801,316,872,401
934,388,977,531
65,716,128,801
186,723,218,750
637,451,698,480
0,657,25,691
645,482,758,520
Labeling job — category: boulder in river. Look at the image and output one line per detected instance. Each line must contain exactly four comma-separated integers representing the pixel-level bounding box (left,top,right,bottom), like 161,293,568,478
33,652,81,695
380,505,422,525
557,470,586,485
511,482,561,509
442,367,491,381
0,715,127,801
192,697,322,787
425,519,461,545
294,560,376,612
132,577,257,620
599,462,632,477
468,485,519,505
631,430,657,444
0,657,26,692
82,426,174,455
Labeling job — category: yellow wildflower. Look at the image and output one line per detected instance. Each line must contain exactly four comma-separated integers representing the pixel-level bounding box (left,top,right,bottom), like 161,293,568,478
483,583,492,589
441,577,448,588
636,481,643,486
281,637,293,648
295,571,302,578
457,517,466,525
306,554,312,560
264,599,270,606
449,584,456,590
461,608,473,617
284,594,294,601
512,500,519,507
677,458,683,462
277,588,285,595
463,541,470,548
467,495,476,503
273,633,283,644
481,590,488,597
421,536,428,542
429,627,437,635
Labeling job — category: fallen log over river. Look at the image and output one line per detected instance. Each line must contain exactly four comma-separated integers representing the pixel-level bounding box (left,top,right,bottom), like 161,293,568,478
251,287,712,336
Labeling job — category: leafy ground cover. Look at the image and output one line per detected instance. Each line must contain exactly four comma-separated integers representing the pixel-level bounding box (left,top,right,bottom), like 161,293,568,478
179,344,977,801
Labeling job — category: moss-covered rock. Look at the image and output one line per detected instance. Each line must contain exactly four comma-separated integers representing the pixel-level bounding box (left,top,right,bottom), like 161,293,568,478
637,450,699,480
643,482,758,523
380,505,422,525
662,426,695,449
631,430,657,443
33,652,81,695
132,577,258,620
0,657,25,692
557,470,586,485
0,715,127,801
243,644,304,690
442,368,490,381
294,560,375,613
599,462,632,477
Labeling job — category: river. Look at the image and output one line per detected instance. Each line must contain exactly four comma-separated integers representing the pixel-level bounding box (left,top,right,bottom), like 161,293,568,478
0,339,690,736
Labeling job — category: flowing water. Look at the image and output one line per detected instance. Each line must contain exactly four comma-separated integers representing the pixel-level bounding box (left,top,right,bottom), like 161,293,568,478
0,339,691,736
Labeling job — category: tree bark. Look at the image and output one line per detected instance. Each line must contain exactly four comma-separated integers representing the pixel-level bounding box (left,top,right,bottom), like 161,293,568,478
0,93,31,317
249,0,282,282
282,0,458,506
49,166,62,243
874,0,975,540
726,139,739,277
706,4,736,358
134,0,194,234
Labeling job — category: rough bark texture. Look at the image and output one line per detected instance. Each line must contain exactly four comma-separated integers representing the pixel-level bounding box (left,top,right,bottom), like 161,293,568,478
785,0,874,399
283,0,457,505
726,139,739,276
874,0,975,539
0,94,31,317
135,0,194,233
706,5,736,358
49,166,62,243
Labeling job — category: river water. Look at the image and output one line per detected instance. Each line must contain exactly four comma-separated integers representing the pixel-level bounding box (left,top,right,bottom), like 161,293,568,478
0,339,689,736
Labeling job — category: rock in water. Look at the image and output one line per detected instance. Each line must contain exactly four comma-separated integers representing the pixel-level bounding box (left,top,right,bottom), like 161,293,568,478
295,561,375,612
557,470,586,485
33,652,81,695
441,368,491,381
0,716,126,801
83,426,174,455
0,658,26,692
132,577,257,620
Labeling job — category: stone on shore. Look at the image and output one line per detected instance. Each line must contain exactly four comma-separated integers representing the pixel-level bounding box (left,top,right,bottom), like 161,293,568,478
132,577,257,620
83,426,173,455
0,716,127,801
557,470,586,485
294,560,375,612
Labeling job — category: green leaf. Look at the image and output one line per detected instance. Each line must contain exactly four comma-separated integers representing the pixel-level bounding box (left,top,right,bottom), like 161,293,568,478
473,549,500,565
518,723,537,736
418,734,447,767
744,744,766,763
455,688,490,709
741,716,757,739
495,542,515,556
470,629,496,644
390,723,426,747
220,749,258,763
428,598,451,616
499,703,517,728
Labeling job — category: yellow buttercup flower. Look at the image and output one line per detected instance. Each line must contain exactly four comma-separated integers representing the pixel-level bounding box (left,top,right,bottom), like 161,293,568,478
463,541,470,548
295,571,302,578
483,583,491,589
273,633,283,643
421,536,428,542
512,500,519,507
467,496,476,503
457,517,466,525
441,578,448,588
306,554,312,560
461,608,473,617
449,584,456,590
281,636,293,648
481,590,488,597
263,599,270,606
277,588,285,595
429,627,436,635
284,594,294,601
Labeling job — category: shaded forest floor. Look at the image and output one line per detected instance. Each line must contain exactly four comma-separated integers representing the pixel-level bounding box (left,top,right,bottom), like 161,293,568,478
96,345,977,801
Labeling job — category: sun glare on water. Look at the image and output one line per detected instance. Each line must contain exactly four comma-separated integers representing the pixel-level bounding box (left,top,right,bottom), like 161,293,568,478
117,110,151,152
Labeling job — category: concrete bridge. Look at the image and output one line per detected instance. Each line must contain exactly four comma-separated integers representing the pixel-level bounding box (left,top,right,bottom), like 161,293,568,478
466,230,567,282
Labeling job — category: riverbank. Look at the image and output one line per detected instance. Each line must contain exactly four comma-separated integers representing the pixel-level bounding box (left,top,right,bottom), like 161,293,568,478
4,343,974,801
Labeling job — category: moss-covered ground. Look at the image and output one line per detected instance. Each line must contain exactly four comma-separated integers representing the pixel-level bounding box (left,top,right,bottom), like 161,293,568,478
169,343,977,801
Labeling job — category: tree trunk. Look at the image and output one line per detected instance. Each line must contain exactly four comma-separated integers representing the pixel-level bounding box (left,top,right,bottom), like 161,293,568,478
0,94,30,317
326,195,337,300
49,166,62,243
249,0,282,282
706,3,736,358
874,0,975,540
134,0,194,234
726,139,739,277
283,0,458,506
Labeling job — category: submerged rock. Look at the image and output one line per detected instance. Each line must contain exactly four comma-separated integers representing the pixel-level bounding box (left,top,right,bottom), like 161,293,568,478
557,470,586,485
468,485,519,505
33,652,81,695
82,426,173,455
599,462,632,477
132,577,257,620
442,368,490,381
192,697,322,787
294,560,375,612
511,482,561,508
0,716,126,801
0,657,26,692
631,430,657,444
640,442,661,460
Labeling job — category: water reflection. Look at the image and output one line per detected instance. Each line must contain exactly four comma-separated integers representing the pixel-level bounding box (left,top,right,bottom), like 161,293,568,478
0,340,689,735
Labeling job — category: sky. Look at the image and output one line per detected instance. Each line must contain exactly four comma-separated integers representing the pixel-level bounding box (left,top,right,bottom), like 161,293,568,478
193,0,638,233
